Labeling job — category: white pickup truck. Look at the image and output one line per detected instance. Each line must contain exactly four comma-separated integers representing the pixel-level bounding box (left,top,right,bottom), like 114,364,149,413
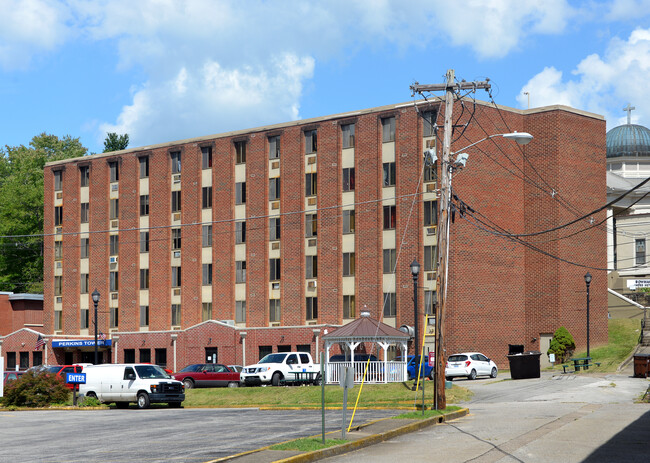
240,352,321,386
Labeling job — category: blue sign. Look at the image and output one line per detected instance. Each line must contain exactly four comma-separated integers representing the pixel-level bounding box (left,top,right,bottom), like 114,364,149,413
51,339,112,348
66,373,86,384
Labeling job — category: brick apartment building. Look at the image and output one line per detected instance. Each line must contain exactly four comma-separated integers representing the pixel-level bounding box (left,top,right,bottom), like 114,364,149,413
0,99,607,373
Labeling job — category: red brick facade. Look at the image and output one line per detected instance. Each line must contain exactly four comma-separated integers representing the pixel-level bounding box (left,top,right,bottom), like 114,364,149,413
1,100,607,372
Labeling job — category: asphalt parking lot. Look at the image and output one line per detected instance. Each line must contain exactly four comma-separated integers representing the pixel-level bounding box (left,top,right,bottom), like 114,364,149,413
0,407,398,463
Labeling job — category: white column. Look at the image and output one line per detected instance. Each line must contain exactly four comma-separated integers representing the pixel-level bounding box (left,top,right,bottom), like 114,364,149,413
170,334,178,372
240,332,247,366
113,336,119,363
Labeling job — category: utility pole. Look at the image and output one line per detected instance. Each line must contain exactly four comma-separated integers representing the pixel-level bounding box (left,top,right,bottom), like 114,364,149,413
411,69,491,410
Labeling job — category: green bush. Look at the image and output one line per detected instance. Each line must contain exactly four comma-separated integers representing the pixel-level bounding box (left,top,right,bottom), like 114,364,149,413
1,371,70,407
547,326,576,363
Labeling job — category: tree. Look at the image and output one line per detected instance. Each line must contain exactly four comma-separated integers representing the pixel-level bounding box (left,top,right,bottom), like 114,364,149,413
0,133,86,293
547,326,576,363
103,132,129,152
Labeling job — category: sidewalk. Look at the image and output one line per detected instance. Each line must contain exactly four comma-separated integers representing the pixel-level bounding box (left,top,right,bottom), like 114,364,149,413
208,408,469,463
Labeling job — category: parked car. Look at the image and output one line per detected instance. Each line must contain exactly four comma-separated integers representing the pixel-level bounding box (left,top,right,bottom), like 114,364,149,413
3,371,24,385
26,364,85,390
79,363,185,409
395,355,434,381
172,364,241,389
445,352,498,380
228,365,243,373
241,352,320,386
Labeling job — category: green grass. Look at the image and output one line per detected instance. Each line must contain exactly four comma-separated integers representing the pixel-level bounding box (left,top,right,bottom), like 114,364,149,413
554,319,641,372
393,406,461,419
183,381,471,409
270,438,349,451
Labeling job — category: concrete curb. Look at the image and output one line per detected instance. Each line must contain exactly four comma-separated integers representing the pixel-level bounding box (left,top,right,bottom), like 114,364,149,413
210,408,468,463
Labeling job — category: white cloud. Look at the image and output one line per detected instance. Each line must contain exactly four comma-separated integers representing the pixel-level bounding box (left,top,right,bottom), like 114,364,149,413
605,0,650,21
519,27,650,128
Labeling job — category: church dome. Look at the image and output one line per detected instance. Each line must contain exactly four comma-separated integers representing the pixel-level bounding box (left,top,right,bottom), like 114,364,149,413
606,124,650,158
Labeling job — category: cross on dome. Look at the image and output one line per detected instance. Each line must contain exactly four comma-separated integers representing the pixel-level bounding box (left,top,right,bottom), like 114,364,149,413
624,103,635,124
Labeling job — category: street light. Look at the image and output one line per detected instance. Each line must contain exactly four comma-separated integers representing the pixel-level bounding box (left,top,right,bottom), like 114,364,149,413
584,273,592,358
410,259,420,392
92,289,100,364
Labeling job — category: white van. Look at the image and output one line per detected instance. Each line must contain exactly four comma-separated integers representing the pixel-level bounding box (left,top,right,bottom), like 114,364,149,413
79,363,185,409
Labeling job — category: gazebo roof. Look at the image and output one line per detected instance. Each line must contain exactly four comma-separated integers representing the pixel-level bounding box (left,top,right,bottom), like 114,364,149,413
323,315,410,342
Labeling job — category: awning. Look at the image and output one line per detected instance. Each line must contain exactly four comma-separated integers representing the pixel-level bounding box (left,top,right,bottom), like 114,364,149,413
51,339,112,348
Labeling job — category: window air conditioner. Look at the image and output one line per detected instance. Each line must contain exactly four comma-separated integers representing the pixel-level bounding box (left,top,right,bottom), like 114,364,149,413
173,174,181,183
111,220,119,229
271,201,280,210
308,238,317,247
426,226,436,236
308,280,317,289
109,256,118,264
173,288,181,296
110,292,118,300
308,197,317,206
173,213,181,222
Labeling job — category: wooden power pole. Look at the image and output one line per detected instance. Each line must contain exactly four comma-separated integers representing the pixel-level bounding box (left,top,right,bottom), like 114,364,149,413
411,69,490,410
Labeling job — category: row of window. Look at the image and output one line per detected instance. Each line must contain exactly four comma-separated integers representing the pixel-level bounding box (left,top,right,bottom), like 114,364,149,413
53,111,438,192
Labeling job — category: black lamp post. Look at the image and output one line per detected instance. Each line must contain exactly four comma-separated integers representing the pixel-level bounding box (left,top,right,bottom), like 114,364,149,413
410,259,421,359
92,289,100,364
584,273,592,358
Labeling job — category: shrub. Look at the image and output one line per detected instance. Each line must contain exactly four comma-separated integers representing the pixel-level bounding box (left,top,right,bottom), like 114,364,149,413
547,326,576,363
1,371,70,407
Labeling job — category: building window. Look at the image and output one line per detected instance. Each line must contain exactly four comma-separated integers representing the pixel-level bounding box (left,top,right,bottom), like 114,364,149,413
382,117,395,143
342,124,355,149
54,310,62,330
424,164,437,183
269,299,281,322
202,186,212,209
269,178,280,201
269,135,280,159
424,245,437,271
236,182,246,205
140,305,149,327
636,239,646,265
303,213,317,238
139,156,149,178
140,268,149,290
343,295,355,319
110,271,119,292
6,352,16,370
170,151,181,174
20,352,29,370
305,129,317,154
33,351,43,367
54,241,63,260
80,273,89,294
236,300,246,323
342,168,355,192
54,206,63,226
202,302,212,322
270,258,281,281
140,195,149,216
80,166,89,187
54,171,62,191
140,349,151,363
306,255,318,279
171,304,181,326
306,297,318,320
424,290,436,315
383,205,396,229
109,161,119,182
383,249,396,274
80,202,89,223
171,191,181,213
170,228,181,250
124,349,135,363
201,146,212,169
202,225,212,247
109,235,119,255
54,276,62,296
172,266,181,287
236,261,246,284
202,263,212,285
109,199,119,220
80,308,89,329
306,173,317,197
80,238,89,259
383,162,396,187
383,292,396,317
140,231,149,253
235,141,247,164
423,110,436,137
155,349,167,368
110,307,119,328
235,221,246,244
270,217,281,241
343,210,355,234
343,252,355,277
424,200,437,226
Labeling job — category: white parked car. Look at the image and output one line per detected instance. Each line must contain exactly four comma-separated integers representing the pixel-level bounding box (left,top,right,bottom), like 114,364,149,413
445,352,498,380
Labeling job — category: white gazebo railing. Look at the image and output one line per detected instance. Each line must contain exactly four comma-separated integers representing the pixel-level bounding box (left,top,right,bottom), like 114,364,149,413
327,360,407,384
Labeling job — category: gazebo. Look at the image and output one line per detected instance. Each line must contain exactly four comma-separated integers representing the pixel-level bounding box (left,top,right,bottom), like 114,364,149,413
322,312,411,384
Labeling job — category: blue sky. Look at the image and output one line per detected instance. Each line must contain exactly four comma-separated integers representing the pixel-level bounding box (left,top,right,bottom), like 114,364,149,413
1,0,650,154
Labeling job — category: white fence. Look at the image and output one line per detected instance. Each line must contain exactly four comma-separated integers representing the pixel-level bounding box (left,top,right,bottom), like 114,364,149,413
326,361,406,384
